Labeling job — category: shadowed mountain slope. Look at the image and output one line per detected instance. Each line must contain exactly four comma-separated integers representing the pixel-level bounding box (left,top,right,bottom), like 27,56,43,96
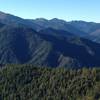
0,23,100,68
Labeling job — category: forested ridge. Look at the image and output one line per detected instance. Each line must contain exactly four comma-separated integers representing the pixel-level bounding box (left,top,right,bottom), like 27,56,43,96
0,65,100,100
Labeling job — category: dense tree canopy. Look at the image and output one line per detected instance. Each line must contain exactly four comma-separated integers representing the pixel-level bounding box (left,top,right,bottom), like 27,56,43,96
0,65,100,100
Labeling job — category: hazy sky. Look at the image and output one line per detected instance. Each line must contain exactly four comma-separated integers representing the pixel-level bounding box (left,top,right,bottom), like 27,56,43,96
0,0,100,22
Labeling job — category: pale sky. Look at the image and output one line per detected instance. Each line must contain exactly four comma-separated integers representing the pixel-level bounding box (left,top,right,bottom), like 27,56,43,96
0,0,100,22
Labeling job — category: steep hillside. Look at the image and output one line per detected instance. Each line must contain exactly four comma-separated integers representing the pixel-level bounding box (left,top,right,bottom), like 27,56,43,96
0,11,100,67
0,23,46,64
0,23,100,67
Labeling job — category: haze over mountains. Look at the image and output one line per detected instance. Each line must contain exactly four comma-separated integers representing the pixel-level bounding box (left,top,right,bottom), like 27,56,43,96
0,11,100,68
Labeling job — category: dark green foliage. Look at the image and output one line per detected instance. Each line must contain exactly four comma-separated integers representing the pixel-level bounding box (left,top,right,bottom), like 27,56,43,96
0,65,100,100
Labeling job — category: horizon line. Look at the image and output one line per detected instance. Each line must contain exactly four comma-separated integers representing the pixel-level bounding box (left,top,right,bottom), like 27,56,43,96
0,10,99,23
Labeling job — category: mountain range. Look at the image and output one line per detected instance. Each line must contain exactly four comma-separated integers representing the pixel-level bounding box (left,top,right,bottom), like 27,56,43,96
0,11,100,68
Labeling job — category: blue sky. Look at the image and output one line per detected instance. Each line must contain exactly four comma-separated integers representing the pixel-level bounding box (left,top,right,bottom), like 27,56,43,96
0,0,100,22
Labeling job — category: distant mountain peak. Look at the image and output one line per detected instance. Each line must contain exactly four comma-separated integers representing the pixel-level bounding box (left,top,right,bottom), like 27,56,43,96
50,18,60,21
35,18,48,22
50,18,67,23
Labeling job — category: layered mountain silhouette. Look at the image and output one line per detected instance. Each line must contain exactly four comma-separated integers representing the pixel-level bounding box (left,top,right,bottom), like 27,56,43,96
69,21,100,43
0,11,100,68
